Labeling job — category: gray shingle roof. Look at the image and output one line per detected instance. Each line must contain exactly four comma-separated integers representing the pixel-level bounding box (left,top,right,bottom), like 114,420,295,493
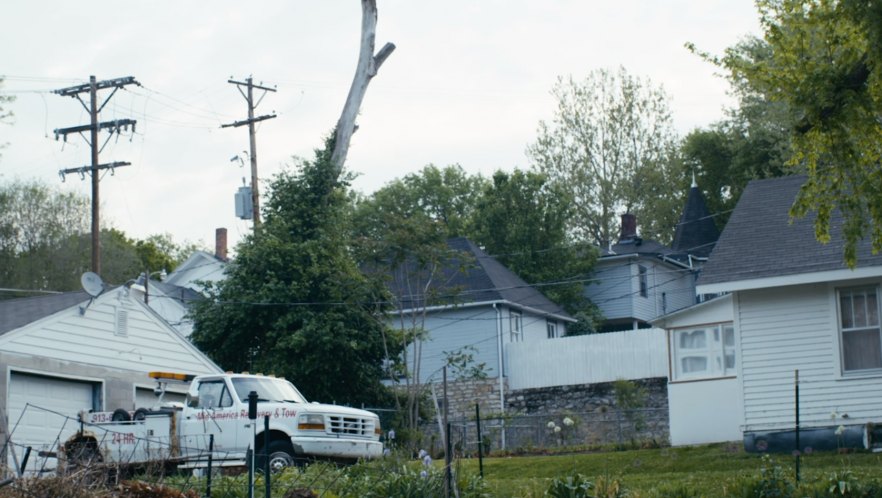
0,291,89,336
698,175,882,287
388,237,572,320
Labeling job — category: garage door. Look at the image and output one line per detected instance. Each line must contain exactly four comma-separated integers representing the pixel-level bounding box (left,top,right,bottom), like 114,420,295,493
7,372,98,473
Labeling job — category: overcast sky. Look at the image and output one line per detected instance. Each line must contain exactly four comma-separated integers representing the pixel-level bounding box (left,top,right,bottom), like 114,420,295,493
1,1,760,252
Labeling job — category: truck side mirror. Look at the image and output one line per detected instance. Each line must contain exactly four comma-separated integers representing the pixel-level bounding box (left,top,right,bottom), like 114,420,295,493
187,395,199,408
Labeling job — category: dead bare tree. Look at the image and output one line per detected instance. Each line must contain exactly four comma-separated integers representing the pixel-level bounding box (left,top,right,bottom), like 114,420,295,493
330,0,395,175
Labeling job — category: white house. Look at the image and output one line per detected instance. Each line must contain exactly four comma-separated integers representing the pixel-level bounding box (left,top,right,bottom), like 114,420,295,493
0,286,222,473
655,175,882,450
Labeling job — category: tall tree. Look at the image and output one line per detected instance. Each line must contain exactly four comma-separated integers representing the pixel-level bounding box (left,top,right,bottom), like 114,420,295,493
712,0,882,266
470,169,599,325
190,140,394,405
528,67,683,246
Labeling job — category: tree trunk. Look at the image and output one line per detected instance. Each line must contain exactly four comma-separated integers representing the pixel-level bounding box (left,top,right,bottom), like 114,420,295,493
330,0,395,175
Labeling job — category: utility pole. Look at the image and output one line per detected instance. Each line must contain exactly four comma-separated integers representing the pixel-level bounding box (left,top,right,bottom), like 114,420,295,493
221,77,276,229
54,75,140,275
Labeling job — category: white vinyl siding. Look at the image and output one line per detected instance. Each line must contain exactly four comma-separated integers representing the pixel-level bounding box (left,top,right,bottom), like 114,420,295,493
737,283,882,432
587,259,696,325
397,305,564,381
399,307,501,382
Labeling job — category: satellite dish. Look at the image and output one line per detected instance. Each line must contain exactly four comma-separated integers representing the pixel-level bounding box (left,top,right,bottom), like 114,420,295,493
81,272,105,297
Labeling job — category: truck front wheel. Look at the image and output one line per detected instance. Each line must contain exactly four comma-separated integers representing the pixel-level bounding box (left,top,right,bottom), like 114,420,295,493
262,440,298,473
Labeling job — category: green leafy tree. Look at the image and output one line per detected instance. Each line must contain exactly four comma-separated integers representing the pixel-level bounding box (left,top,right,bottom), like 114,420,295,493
528,67,684,246
190,138,394,406
709,0,882,266
0,179,210,296
134,233,202,274
470,169,601,330
683,37,795,230
352,164,487,242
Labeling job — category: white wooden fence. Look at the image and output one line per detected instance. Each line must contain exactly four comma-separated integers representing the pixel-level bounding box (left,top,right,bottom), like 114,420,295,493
505,328,668,390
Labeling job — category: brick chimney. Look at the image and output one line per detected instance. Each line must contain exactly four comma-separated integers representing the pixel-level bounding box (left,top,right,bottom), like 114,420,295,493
215,227,228,261
619,213,637,242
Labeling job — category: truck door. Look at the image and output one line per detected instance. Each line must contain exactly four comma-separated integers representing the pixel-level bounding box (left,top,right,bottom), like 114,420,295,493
180,379,242,459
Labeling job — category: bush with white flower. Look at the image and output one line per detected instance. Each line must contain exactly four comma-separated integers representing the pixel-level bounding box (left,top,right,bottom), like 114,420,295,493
546,414,580,446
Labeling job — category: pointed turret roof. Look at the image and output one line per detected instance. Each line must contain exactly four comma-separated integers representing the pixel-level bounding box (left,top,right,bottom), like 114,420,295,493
671,181,719,258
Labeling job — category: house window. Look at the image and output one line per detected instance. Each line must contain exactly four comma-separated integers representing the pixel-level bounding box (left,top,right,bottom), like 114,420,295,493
510,311,523,342
837,286,882,372
547,321,558,339
638,265,648,297
671,323,735,381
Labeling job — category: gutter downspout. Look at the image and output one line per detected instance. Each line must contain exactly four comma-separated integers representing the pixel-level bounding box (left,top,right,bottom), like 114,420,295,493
493,302,506,449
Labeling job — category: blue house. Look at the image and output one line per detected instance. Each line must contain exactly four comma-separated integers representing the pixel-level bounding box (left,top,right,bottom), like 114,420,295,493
385,237,574,386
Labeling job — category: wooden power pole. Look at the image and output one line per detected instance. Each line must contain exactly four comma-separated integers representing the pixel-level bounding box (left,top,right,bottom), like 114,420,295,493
221,77,276,229
54,75,140,275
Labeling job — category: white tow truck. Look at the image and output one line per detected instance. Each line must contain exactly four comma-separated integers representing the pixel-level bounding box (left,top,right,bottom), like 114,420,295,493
63,371,384,471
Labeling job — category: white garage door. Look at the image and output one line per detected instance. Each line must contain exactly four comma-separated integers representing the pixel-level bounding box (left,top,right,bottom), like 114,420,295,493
7,372,98,473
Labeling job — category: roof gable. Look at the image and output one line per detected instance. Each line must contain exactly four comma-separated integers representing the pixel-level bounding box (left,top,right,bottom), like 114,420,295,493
698,175,882,290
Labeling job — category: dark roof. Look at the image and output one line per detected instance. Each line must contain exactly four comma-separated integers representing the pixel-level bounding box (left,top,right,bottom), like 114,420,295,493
0,291,89,336
698,175,882,287
671,185,719,258
388,237,572,320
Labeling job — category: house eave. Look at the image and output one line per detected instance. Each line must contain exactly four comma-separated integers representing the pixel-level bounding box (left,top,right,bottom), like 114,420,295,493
387,299,576,323
650,293,732,328
697,266,882,294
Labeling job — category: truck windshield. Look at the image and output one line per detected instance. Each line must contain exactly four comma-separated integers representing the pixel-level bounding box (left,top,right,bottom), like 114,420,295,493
230,377,308,404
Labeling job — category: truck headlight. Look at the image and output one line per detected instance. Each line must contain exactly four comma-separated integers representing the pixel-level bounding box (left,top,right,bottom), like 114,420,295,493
298,413,325,431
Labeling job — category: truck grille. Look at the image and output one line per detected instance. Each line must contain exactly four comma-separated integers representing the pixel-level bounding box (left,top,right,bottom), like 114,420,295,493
328,415,372,437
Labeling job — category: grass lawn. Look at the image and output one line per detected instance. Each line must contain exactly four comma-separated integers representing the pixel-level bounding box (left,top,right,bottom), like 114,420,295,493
452,443,882,497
